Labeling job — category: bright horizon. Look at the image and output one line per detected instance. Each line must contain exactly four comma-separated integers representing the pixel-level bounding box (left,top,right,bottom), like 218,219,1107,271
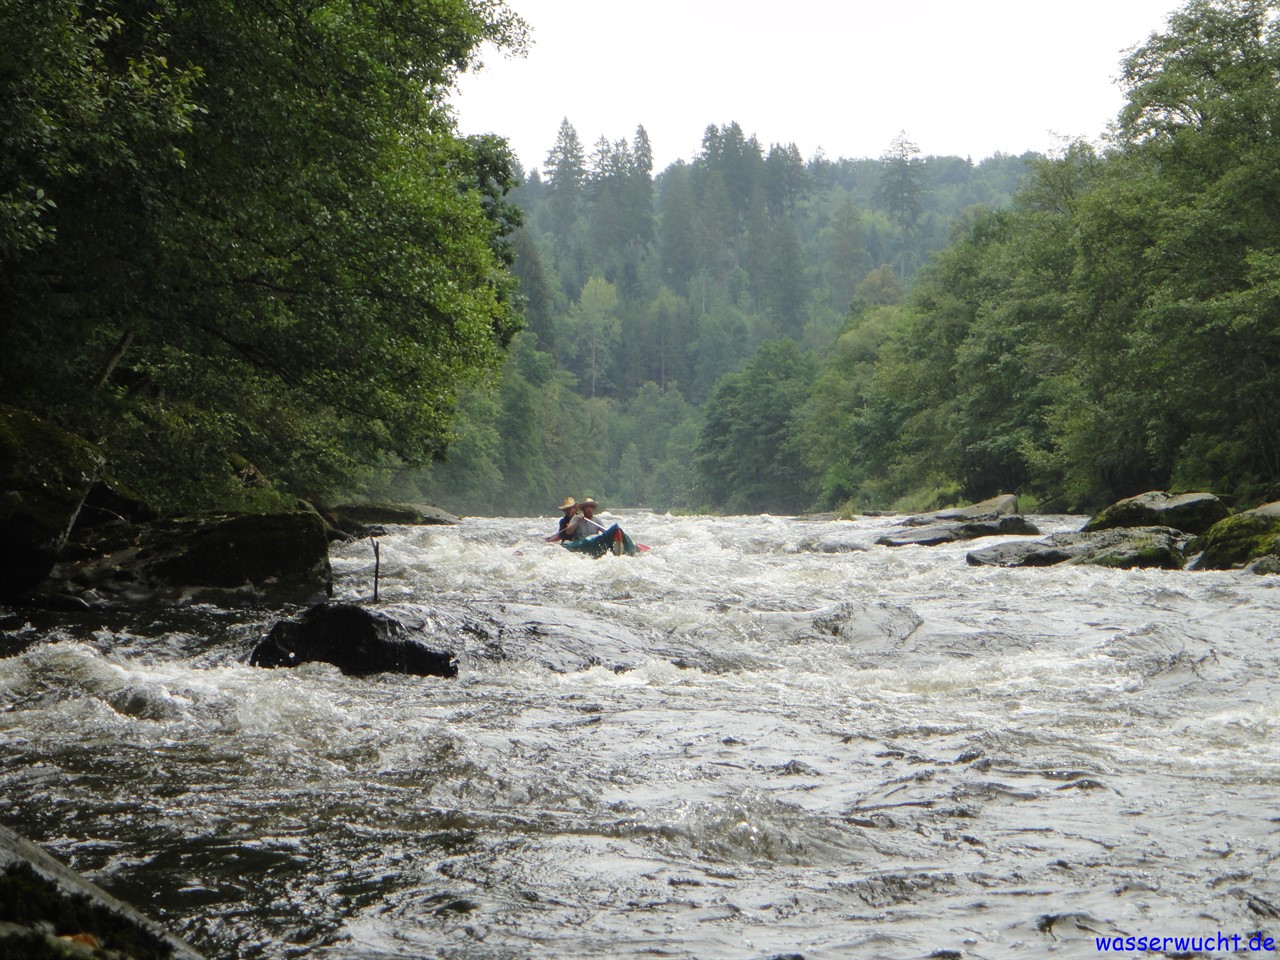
452,0,1184,174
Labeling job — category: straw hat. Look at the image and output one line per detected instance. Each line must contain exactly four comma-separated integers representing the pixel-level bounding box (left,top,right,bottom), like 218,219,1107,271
558,496,577,512
579,497,598,509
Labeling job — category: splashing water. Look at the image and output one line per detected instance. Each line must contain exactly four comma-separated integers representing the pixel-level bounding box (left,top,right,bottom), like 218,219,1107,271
2,513,1280,958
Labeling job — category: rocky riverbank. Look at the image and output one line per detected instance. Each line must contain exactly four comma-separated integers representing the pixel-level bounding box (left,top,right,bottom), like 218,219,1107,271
0,405,459,610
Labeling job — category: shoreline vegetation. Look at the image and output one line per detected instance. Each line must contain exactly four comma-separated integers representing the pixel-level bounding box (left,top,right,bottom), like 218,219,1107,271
4,399,1278,616
2,2,1277,527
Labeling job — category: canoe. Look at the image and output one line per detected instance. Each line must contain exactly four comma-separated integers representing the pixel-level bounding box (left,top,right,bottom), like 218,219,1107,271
562,523,639,558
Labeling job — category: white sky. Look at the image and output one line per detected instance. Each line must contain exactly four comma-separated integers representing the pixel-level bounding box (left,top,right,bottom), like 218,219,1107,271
451,0,1184,174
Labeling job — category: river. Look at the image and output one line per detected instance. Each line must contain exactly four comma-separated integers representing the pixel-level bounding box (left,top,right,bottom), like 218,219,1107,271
2,512,1279,959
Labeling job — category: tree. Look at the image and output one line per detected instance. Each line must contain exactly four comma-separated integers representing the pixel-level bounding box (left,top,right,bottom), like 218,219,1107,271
697,338,816,513
544,117,586,236
0,0,528,507
878,131,925,274
566,276,621,398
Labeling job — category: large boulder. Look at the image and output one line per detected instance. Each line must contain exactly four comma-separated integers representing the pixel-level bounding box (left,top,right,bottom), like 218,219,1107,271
967,526,1191,570
0,823,204,959
0,406,105,597
52,511,331,606
1189,502,1280,571
251,602,459,677
1082,490,1230,535
329,501,460,538
877,514,1040,547
902,494,1020,527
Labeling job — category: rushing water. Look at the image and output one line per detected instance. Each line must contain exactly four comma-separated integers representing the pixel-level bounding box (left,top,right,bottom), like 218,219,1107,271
3,512,1280,959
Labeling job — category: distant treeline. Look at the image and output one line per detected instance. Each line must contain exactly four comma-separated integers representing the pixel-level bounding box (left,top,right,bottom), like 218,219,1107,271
398,122,1031,513
405,0,1280,516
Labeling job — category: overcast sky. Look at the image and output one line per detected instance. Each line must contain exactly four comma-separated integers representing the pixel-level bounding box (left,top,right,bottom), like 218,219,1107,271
451,0,1184,174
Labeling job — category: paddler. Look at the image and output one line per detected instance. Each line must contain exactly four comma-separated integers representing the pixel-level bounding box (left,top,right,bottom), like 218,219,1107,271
545,496,578,542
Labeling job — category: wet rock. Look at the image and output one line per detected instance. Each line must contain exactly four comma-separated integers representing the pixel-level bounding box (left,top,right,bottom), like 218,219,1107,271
902,493,1021,526
1189,502,1280,571
484,603,649,673
793,531,870,553
1082,490,1230,535
0,823,204,959
255,600,693,677
252,602,459,677
330,501,460,538
966,527,1190,569
1247,555,1280,575
877,514,1040,547
0,405,105,597
52,511,332,606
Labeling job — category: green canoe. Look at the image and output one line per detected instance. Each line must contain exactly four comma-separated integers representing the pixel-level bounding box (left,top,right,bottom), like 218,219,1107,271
562,523,639,558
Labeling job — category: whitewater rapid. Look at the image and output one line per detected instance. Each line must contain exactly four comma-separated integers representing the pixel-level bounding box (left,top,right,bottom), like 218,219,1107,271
2,512,1279,959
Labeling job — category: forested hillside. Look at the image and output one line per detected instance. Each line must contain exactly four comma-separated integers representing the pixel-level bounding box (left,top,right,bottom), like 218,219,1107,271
409,0,1280,517
7,0,1273,521
400,122,1031,514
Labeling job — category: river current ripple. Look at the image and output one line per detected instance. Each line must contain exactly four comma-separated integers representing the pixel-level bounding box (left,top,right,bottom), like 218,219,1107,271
2,513,1280,959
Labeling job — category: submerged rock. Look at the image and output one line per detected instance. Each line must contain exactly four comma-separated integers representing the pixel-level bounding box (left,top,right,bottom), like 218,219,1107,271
967,526,1191,569
252,602,459,677
877,514,1040,547
483,602,649,672
1189,502,1280,571
0,406,105,597
1083,490,1230,535
0,823,204,959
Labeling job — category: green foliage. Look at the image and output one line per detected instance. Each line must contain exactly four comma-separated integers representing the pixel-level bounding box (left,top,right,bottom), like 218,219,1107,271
796,0,1280,513
697,339,817,513
0,0,526,510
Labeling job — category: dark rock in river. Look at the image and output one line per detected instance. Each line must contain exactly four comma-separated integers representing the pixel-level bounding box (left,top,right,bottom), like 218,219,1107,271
967,526,1191,569
254,601,658,676
330,501,461,538
877,514,1040,547
0,405,105,597
252,602,459,677
52,511,331,606
1188,502,1280,571
0,823,204,959
1082,490,1230,535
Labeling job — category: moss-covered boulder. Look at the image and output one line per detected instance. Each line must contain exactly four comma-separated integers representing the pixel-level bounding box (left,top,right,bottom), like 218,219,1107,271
967,526,1190,569
0,406,105,597
1189,503,1280,571
1082,490,1230,535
